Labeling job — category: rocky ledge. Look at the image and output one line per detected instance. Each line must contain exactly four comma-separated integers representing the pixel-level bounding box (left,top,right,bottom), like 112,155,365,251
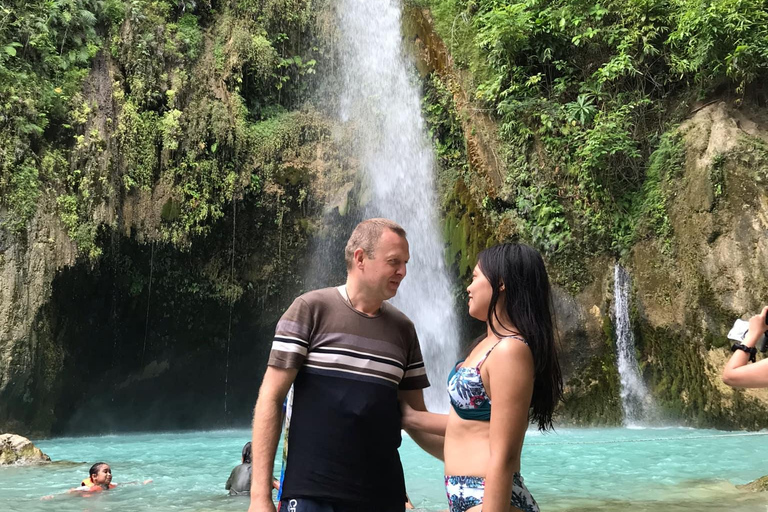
0,433,51,465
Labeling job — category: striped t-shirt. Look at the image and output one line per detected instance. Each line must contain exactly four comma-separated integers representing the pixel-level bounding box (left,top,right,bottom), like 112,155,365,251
268,286,429,506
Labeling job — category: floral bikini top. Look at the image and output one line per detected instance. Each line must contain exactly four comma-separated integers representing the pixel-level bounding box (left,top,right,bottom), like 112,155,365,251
447,335,527,421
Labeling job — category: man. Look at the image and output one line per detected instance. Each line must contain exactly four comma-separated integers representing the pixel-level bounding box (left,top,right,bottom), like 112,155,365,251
248,218,435,512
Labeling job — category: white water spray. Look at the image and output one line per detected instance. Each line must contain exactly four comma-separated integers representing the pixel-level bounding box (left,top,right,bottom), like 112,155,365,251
614,264,655,426
332,0,459,410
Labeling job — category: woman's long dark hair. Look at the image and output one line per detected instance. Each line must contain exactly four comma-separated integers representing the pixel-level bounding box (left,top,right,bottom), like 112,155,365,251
242,442,252,464
477,243,563,431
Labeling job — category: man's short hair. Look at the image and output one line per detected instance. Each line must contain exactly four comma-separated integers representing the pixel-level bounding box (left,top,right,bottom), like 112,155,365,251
344,218,407,270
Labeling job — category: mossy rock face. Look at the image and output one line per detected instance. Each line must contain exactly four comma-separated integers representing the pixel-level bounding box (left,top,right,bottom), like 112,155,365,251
561,351,623,425
631,103,768,428
0,434,51,465
560,297,623,425
640,324,729,427
443,180,495,279
0,0,348,435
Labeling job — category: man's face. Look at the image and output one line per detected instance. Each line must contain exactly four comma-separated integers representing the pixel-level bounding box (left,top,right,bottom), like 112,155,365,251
362,230,409,301
91,465,112,487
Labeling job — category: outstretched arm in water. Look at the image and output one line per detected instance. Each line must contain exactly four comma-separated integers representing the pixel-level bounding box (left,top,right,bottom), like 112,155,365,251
399,389,447,460
248,366,298,512
723,307,768,388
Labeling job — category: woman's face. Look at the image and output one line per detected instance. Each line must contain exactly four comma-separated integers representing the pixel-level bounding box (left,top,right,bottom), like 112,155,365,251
467,264,494,321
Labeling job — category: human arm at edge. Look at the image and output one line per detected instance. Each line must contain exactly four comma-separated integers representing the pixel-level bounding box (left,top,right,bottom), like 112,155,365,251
723,307,768,388
399,389,445,460
481,340,534,512
248,366,298,512
225,467,234,490
400,395,448,436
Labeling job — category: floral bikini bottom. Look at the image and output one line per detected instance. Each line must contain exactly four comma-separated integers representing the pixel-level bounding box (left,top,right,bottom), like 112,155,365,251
444,473,539,512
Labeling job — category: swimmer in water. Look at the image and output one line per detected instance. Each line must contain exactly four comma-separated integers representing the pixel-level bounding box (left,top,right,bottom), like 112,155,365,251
41,462,151,500
76,462,117,492
226,442,253,496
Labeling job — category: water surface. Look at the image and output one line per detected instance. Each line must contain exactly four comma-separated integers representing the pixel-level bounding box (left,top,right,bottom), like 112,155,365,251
2,428,768,511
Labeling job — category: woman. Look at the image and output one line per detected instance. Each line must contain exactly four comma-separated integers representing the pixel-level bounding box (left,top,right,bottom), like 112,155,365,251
226,442,253,496
722,307,768,387
402,243,562,512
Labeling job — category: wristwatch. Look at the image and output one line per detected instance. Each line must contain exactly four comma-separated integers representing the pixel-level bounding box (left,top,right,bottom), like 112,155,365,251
731,342,757,363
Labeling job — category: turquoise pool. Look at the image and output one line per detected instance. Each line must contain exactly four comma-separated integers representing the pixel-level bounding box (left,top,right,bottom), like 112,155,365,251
2,427,768,511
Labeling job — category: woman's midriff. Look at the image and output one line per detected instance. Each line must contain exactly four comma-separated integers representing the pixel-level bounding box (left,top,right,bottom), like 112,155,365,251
443,409,522,476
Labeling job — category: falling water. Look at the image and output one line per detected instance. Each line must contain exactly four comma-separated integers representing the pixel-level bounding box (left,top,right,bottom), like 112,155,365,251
614,264,655,426
331,0,459,410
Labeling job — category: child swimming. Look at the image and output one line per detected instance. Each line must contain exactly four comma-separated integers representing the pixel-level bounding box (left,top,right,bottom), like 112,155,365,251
41,462,152,500
75,462,117,492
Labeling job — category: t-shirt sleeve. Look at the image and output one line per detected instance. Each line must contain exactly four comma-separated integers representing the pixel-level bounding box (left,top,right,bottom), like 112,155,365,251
399,326,430,390
267,297,312,369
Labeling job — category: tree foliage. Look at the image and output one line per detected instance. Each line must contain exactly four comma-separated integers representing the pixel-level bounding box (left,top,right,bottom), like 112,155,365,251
0,0,323,255
418,0,768,281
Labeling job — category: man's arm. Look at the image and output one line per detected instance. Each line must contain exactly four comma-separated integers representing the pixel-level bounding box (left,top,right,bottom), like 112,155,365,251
398,389,445,460
248,366,298,512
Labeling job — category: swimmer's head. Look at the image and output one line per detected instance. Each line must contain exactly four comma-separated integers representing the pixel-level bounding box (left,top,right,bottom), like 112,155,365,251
241,442,252,464
89,462,112,487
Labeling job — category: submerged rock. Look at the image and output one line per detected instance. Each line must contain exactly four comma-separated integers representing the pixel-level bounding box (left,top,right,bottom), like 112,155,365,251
0,433,51,465
738,475,768,492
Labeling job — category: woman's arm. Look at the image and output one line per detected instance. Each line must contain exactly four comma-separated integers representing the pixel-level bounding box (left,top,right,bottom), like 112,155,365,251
723,307,768,388
225,468,235,490
481,339,535,512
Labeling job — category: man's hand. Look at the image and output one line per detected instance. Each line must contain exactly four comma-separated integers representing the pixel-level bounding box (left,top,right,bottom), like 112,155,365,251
746,307,768,345
247,495,276,512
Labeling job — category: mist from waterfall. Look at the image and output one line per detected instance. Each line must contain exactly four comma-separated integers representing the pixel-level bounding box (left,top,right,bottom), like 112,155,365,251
614,264,656,426
329,0,460,410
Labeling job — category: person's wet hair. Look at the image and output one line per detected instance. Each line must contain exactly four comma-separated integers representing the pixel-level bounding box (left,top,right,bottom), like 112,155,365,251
89,462,109,476
242,442,252,464
475,243,563,431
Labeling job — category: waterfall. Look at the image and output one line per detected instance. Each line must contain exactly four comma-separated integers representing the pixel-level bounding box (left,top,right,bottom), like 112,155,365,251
614,264,655,426
330,0,459,411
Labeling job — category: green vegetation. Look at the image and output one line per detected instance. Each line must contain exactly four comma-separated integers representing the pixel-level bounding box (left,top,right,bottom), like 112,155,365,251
414,0,768,427
423,75,469,200
422,74,492,275
0,0,324,255
0,0,103,236
631,132,684,251
415,0,768,286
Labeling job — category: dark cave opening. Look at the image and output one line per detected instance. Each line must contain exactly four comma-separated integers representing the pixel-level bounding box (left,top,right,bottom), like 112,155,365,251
42,197,320,435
